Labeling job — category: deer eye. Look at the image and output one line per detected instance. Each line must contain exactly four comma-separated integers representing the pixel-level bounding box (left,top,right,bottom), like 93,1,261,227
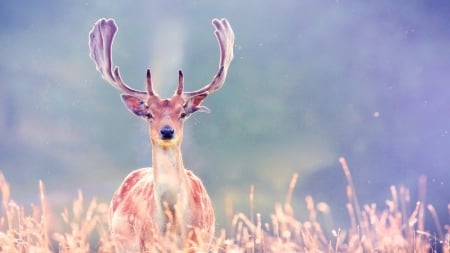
179,112,187,119
145,112,153,119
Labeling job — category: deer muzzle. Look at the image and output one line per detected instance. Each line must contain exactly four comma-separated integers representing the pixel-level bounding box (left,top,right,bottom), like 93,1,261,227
160,125,175,140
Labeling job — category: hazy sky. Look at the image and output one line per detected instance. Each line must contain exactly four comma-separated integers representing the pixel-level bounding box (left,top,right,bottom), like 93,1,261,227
1,0,450,229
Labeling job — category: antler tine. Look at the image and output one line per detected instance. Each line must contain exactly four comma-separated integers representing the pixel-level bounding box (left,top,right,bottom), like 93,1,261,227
146,69,155,96
89,18,147,98
176,70,184,96
184,18,234,98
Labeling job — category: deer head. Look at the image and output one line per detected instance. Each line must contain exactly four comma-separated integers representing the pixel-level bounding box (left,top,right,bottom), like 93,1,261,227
89,18,234,149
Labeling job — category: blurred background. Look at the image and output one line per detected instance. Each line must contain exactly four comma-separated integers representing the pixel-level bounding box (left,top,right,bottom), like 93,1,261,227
1,0,449,233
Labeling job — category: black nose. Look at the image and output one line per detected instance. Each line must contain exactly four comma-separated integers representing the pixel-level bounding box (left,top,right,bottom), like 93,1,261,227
160,125,175,140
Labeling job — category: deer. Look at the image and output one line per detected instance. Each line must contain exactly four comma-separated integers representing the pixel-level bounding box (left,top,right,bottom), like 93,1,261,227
88,18,234,252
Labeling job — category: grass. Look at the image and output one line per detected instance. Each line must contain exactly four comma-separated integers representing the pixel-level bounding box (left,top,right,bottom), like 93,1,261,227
0,157,448,252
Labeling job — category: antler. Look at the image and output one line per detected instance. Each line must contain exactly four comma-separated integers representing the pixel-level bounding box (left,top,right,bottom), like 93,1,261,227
89,18,233,100
89,18,149,98
183,18,235,98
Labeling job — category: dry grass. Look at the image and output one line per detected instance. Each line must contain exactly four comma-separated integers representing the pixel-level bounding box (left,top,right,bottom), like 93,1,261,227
0,158,449,252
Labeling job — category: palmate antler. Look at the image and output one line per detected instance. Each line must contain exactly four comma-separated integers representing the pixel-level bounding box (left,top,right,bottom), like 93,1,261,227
182,18,235,98
88,18,234,101
88,19,148,99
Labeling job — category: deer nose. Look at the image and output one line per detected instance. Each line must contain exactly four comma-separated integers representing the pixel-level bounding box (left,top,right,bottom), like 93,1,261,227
160,125,175,140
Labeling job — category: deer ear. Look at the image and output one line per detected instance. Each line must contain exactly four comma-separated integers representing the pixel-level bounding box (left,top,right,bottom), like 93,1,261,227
121,94,149,117
184,93,210,114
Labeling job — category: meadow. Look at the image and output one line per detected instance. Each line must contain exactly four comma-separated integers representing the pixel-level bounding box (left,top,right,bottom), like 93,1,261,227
0,158,448,252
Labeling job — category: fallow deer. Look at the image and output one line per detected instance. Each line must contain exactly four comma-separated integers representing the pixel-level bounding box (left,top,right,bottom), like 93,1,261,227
88,18,234,252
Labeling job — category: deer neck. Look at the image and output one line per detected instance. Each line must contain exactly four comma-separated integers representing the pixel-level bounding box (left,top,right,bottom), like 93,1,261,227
152,145,189,212
152,144,188,190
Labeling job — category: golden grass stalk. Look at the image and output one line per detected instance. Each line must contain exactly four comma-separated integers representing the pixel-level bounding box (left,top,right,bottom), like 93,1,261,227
0,158,449,252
